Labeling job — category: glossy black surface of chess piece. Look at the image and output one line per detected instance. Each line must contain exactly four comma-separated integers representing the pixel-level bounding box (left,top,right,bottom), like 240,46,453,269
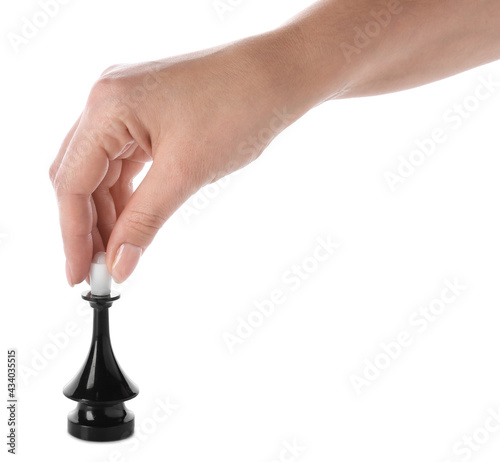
63,290,138,442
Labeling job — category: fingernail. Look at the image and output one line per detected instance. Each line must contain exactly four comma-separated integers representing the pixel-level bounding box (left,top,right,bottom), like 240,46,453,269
66,261,74,287
112,244,142,283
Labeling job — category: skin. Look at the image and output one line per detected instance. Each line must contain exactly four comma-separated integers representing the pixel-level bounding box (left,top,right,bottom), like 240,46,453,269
50,0,500,285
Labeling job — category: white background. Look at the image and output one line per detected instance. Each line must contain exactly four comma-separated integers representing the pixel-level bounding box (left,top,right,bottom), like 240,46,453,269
2,1,500,461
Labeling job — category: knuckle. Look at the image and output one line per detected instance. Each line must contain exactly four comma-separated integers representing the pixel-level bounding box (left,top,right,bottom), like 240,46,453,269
48,163,58,185
85,68,136,130
125,209,166,239
53,174,70,195
100,63,121,77
87,70,126,109
87,79,115,108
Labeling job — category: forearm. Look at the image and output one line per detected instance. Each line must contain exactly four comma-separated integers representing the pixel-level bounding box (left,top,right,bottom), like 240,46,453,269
51,0,500,284
238,0,500,121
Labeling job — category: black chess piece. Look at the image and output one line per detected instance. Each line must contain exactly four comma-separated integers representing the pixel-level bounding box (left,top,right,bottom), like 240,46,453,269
63,254,138,442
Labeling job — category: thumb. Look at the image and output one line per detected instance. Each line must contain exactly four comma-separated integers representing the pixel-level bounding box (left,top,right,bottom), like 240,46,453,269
106,161,195,283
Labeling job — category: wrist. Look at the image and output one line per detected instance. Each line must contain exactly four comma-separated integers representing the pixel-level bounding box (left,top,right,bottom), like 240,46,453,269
229,11,360,126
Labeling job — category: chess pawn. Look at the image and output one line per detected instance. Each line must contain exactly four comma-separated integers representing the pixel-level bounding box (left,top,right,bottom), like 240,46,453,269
63,252,138,441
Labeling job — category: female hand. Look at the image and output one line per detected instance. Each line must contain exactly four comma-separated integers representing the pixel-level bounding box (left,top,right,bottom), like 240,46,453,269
49,34,299,285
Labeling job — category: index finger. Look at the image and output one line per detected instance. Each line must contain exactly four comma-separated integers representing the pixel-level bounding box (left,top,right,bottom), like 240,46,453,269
54,124,109,285
49,114,82,185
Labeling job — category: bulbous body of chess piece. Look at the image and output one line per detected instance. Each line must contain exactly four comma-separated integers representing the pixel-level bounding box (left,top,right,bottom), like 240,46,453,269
63,253,138,442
